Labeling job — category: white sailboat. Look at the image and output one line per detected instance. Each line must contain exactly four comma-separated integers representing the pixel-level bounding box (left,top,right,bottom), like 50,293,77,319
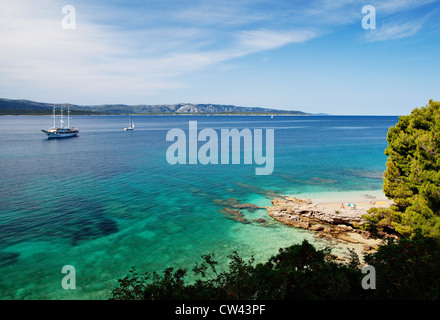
124,116,135,131
41,105,79,138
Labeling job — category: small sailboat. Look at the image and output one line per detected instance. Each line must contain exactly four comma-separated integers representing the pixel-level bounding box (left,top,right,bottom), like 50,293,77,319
124,116,135,131
41,105,79,138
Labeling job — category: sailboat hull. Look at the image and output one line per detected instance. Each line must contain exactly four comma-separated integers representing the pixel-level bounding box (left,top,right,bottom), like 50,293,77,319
42,129,79,138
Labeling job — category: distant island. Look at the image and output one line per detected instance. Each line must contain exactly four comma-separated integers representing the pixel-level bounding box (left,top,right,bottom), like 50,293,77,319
0,98,313,116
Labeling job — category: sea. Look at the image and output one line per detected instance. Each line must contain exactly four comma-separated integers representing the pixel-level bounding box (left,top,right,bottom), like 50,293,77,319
0,114,398,299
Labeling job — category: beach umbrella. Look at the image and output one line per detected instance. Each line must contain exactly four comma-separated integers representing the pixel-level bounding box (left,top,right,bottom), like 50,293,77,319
346,203,356,207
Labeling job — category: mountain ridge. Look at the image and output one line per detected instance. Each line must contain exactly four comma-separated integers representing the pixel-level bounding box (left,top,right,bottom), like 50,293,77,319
0,98,312,115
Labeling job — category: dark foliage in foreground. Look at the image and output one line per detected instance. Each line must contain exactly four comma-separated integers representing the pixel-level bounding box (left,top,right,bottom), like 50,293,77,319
109,236,440,300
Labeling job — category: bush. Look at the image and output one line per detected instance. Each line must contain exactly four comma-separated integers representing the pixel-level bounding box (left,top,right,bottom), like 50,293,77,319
109,237,440,300
364,235,440,299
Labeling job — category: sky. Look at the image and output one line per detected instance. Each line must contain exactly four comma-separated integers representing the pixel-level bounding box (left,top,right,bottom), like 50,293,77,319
0,0,439,115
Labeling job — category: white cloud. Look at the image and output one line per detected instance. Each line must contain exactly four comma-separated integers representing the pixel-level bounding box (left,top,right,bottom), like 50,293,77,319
365,22,422,41
372,0,436,12
0,1,319,104
236,29,316,52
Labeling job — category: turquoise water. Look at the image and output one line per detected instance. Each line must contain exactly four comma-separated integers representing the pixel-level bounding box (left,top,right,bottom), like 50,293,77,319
0,115,397,299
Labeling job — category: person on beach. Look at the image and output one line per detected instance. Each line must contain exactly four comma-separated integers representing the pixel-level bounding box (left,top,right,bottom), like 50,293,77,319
341,203,345,209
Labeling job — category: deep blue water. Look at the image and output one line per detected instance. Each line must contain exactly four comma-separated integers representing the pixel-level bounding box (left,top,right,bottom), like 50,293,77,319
0,115,398,299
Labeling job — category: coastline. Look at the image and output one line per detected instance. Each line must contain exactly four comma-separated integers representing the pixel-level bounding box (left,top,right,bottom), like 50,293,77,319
0,113,312,117
264,189,395,264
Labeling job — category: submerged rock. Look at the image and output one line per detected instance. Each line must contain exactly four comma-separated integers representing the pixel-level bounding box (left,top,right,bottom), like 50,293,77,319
214,198,264,211
219,208,250,224
215,197,266,224
0,252,20,267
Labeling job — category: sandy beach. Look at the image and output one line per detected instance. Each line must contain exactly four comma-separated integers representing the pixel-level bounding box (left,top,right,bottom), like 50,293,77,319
294,189,393,210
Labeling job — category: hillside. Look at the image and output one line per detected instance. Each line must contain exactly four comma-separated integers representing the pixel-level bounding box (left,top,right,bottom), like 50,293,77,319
0,98,310,115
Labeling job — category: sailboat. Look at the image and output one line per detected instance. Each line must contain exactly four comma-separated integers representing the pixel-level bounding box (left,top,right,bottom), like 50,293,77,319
41,105,79,138
124,116,135,131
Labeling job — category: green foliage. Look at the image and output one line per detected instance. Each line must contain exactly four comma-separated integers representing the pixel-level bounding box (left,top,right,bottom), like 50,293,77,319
364,235,440,299
365,100,440,238
252,240,363,300
110,266,189,300
109,237,440,300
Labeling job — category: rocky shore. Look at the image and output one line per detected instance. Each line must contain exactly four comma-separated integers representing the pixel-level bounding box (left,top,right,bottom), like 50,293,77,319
265,196,397,261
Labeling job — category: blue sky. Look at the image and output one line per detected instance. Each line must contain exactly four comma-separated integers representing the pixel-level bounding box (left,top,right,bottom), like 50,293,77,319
0,0,439,115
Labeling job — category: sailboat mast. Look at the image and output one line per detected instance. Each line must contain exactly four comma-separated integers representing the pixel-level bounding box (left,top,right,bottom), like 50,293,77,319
67,106,70,128
52,105,56,128
60,106,64,128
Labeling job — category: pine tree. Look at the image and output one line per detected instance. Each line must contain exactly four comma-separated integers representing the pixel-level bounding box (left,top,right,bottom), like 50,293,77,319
365,100,440,238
